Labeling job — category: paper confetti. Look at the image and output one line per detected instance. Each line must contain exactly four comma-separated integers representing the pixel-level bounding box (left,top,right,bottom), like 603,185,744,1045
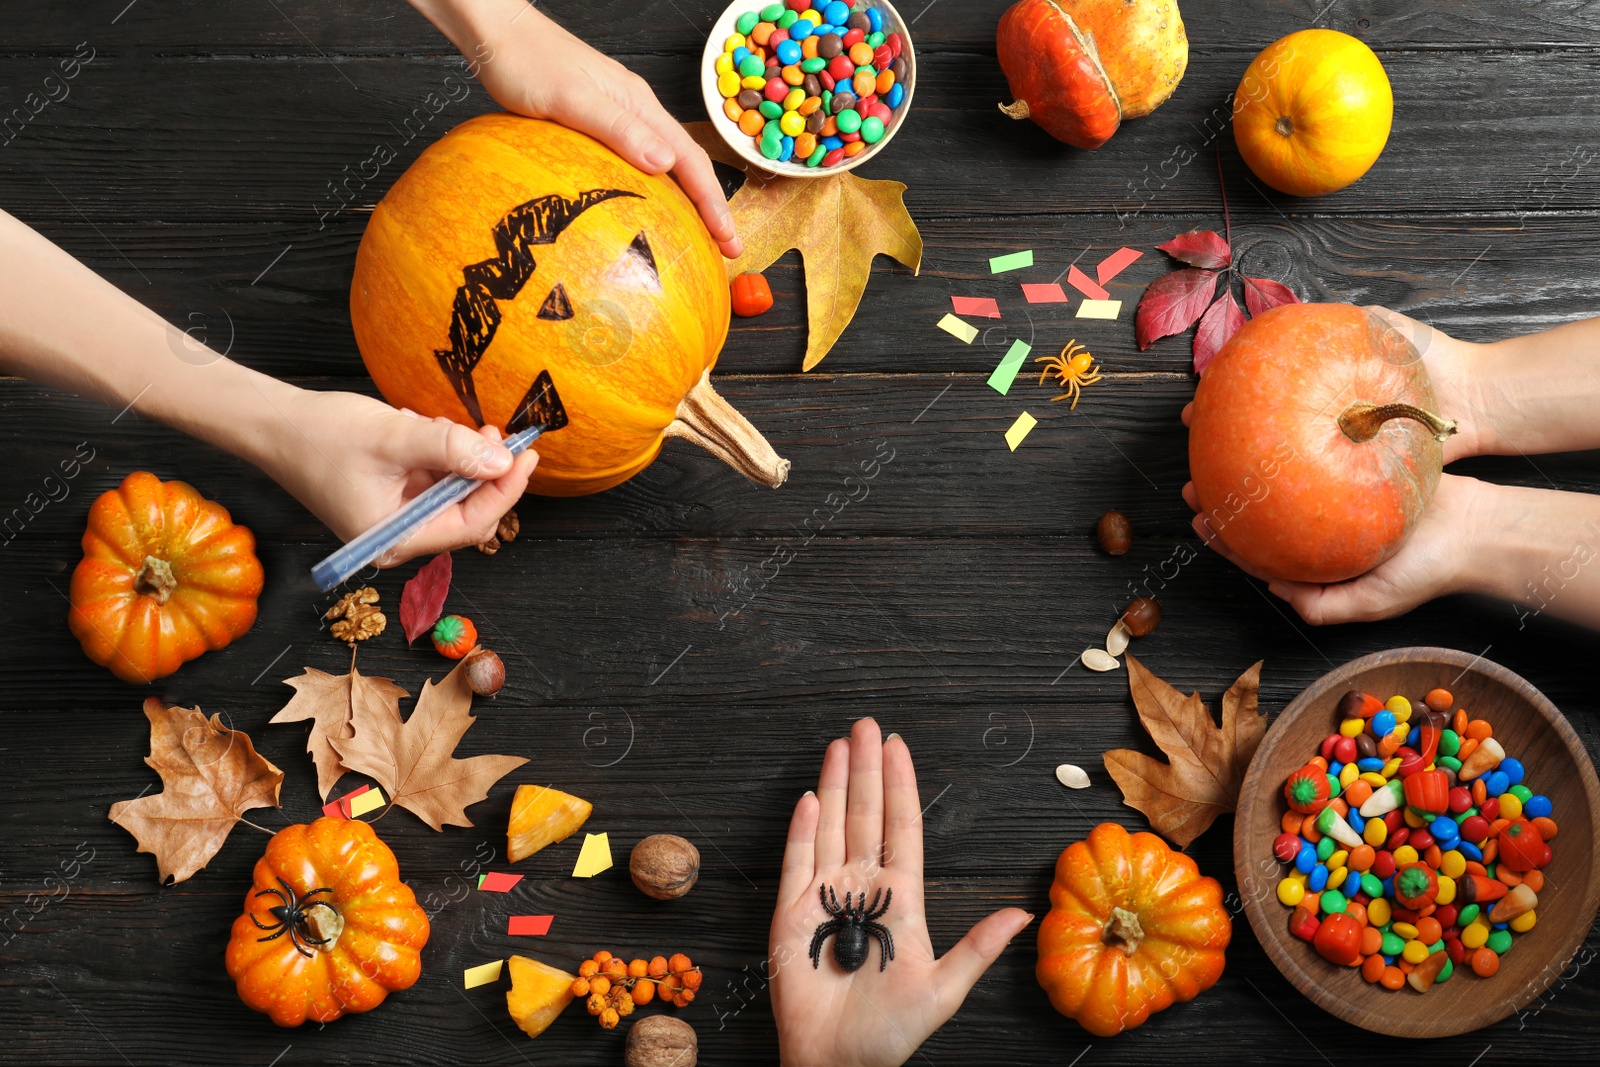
987,339,1032,395
1067,265,1111,301
572,832,613,878
1076,299,1123,320
347,787,386,818
1021,283,1070,303
936,313,979,344
1004,412,1038,451
1096,247,1144,285
508,915,554,937
464,959,503,989
323,783,371,820
989,250,1034,274
951,296,1001,319
479,872,523,893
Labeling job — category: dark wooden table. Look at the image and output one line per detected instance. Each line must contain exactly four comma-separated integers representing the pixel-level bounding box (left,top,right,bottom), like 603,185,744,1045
4,1,1600,1063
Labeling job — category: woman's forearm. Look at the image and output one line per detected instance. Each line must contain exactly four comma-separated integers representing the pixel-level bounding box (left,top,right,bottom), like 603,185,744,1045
1471,318,1600,456
0,207,294,469
1463,480,1600,631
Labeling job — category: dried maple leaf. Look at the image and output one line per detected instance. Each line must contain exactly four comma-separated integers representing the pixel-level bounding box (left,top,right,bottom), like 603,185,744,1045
400,552,452,645
330,658,526,830
110,698,284,884
685,121,922,371
1192,290,1246,376
1102,656,1265,848
271,664,410,799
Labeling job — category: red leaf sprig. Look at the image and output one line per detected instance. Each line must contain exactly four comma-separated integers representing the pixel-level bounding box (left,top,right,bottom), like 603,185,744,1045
399,552,452,645
1134,154,1303,374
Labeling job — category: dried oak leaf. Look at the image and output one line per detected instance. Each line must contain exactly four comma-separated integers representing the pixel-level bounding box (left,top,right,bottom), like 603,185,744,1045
1103,656,1265,848
109,698,284,885
399,552,452,645
685,121,923,371
330,658,527,830
271,665,410,799
326,586,386,643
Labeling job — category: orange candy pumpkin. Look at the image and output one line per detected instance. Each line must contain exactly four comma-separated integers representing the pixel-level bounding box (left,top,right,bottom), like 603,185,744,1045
730,271,774,317
997,0,1188,149
226,818,429,1027
351,113,787,496
1232,29,1393,197
1037,823,1230,1036
68,471,263,684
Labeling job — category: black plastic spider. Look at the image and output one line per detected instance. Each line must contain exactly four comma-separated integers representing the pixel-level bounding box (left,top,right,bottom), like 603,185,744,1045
251,877,340,959
809,884,894,972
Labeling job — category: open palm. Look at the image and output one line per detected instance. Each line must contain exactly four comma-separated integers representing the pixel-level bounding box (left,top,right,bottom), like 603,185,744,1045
769,719,1032,1067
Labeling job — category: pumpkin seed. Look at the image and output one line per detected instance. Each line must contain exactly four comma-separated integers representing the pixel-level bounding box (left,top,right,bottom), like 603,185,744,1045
1105,620,1130,657
1055,763,1090,789
1081,647,1120,672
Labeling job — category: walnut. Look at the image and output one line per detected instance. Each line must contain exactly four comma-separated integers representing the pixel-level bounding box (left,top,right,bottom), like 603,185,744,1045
630,834,700,900
475,536,500,556
496,507,520,542
325,587,386,643
625,1015,696,1067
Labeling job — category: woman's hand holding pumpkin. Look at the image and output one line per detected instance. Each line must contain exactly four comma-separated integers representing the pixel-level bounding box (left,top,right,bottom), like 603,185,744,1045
408,0,742,258
769,718,1032,1067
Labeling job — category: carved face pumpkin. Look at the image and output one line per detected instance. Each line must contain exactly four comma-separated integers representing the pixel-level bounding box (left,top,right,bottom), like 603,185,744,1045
352,115,783,496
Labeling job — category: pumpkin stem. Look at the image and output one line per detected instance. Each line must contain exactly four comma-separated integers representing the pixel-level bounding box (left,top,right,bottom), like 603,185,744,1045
665,372,790,489
1103,906,1144,956
134,555,177,604
998,99,1031,121
1338,402,1458,444
302,904,344,951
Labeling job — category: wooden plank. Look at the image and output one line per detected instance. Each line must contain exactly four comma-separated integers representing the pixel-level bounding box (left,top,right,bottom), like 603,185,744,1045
2,51,1599,224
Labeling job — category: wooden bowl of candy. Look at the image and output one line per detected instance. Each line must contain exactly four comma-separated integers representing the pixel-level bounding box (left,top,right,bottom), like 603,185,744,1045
700,0,915,177
1234,647,1600,1037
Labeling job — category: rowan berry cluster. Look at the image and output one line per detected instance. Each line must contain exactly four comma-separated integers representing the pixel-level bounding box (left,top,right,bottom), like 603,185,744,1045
570,950,702,1029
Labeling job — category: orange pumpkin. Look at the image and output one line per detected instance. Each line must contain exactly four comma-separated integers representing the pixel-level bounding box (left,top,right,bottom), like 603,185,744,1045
68,471,263,684
1037,823,1231,1036
351,113,787,496
225,818,429,1027
1232,29,1393,197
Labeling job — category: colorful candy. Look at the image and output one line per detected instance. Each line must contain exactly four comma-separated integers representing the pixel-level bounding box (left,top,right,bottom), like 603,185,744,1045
1271,687,1555,992
711,1,908,167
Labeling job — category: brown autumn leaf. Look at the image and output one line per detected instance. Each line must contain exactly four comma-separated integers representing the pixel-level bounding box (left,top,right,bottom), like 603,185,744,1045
271,664,409,799
685,121,922,371
1103,656,1265,848
330,658,527,831
110,698,284,885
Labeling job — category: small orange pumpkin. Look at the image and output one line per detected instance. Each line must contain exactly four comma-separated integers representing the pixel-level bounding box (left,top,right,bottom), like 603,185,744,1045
225,818,429,1027
68,471,263,684
1232,29,1393,197
1037,823,1231,1036
351,113,787,496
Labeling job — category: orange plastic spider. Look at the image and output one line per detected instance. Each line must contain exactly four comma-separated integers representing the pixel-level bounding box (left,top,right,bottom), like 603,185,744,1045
1034,340,1102,410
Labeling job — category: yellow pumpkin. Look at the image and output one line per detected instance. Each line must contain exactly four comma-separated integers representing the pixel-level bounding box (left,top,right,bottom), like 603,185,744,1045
351,113,787,496
1232,29,1393,198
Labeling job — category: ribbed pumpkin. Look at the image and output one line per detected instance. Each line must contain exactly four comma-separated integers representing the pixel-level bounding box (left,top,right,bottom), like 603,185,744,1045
68,471,263,684
1037,823,1231,1036
351,113,787,496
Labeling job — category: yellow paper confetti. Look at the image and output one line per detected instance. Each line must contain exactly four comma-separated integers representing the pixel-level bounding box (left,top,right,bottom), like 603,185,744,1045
347,787,385,818
572,832,613,878
1004,412,1038,451
936,313,979,344
1076,299,1123,320
464,959,503,989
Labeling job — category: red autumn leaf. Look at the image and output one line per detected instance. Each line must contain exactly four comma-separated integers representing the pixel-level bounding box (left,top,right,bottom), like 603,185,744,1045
399,552,452,645
1193,290,1246,376
1243,275,1301,317
1156,229,1231,270
1135,268,1219,350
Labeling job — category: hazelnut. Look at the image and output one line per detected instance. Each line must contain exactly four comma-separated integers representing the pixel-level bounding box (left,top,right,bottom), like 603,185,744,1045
1096,510,1132,555
625,1015,697,1067
464,647,504,696
629,834,700,900
1120,596,1162,637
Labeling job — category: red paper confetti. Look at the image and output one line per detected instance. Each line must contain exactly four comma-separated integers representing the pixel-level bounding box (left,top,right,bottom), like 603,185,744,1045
1066,265,1110,301
507,915,553,936
1095,247,1144,286
479,872,523,893
1020,283,1070,303
323,783,371,820
950,296,1001,319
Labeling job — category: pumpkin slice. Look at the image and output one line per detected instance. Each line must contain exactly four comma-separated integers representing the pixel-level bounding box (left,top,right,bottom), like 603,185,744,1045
507,784,593,863
506,955,577,1039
